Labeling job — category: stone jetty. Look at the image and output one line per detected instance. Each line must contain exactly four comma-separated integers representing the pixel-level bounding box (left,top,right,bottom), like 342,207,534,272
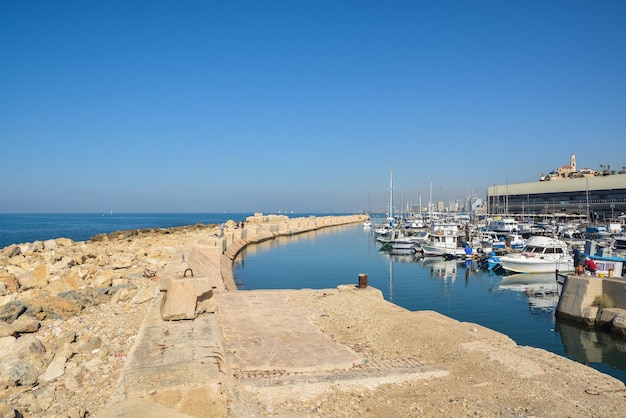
557,273,626,336
1,213,626,417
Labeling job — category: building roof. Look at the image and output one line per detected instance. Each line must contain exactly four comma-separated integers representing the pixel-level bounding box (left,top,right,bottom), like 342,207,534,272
487,174,626,197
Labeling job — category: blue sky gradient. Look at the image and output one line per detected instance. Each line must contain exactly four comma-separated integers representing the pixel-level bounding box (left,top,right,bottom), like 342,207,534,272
1,1,625,213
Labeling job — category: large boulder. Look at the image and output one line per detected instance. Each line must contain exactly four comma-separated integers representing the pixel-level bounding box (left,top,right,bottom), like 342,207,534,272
0,271,19,294
11,315,40,333
39,348,72,383
32,296,83,320
0,321,15,338
2,245,21,258
47,272,85,295
0,356,39,387
0,336,17,361
0,301,26,323
160,277,213,320
17,265,48,290
59,287,110,307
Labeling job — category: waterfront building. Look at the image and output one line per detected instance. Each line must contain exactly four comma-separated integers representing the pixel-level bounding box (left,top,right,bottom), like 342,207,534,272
487,173,626,222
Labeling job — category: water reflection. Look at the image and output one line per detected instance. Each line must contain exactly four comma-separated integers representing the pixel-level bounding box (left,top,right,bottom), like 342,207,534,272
495,273,559,313
557,320,626,378
419,257,458,280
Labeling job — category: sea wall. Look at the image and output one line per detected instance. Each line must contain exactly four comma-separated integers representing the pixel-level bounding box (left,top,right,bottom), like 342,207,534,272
556,275,626,337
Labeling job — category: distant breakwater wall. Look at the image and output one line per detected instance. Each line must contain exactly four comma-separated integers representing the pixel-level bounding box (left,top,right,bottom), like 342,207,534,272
556,275,626,337
217,213,367,291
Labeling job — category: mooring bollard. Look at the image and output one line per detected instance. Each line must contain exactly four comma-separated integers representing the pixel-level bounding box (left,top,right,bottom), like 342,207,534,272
358,273,368,289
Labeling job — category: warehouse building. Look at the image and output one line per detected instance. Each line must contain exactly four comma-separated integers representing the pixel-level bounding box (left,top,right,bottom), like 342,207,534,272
486,174,626,222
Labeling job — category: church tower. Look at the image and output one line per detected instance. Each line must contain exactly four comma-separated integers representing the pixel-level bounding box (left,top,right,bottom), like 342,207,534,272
570,153,576,171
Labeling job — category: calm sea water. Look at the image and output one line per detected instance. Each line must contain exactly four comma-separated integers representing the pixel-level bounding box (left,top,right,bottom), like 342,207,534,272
233,220,626,384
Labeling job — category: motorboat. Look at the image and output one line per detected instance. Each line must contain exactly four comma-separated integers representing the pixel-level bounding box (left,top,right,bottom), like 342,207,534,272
373,223,394,240
487,217,519,234
384,238,419,254
471,231,500,253
422,228,467,257
506,233,526,250
498,235,574,273
611,236,626,258
486,255,502,271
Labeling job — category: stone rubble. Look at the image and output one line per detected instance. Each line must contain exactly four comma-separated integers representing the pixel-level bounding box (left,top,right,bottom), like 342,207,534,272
0,224,218,417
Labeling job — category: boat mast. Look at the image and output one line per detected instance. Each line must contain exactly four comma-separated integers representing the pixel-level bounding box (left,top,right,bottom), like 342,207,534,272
429,178,433,221
585,177,590,222
419,191,422,217
505,172,509,216
389,171,394,222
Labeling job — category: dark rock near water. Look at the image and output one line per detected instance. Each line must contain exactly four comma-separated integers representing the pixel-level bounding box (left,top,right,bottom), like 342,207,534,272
2,244,21,258
0,301,26,323
59,287,110,307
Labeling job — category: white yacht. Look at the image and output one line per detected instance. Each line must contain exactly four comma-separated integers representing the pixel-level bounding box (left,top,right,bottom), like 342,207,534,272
498,236,574,273
421,222,466,257
487,217,519,234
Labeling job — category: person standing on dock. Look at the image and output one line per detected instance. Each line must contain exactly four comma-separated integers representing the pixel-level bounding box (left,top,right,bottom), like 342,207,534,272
573,246,582,275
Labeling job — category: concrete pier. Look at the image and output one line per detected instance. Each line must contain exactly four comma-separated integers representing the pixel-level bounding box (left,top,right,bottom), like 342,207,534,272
557,273,626,337
96,214,626,417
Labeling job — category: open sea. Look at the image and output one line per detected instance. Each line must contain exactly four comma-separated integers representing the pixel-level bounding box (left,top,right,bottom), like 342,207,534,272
0,212,346,249
2,213,625,384
233,218,626,384
0,213,258,249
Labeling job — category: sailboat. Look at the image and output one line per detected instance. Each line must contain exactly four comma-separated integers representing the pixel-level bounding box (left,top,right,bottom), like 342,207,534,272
373,171,395,239
363,192,372,228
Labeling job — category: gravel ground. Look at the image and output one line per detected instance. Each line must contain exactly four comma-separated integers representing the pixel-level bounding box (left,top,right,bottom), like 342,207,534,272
229,287,626,417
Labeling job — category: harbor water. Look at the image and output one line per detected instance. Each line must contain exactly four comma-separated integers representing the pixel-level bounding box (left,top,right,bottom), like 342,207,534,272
233,221,626,384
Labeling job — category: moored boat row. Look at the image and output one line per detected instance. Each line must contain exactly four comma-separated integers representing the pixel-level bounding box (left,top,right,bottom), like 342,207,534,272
368,214,625,277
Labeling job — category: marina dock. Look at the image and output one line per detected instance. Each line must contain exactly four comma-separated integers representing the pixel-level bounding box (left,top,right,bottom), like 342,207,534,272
95,214,626,417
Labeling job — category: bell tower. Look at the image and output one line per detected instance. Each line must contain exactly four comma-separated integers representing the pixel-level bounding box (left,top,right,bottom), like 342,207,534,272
570,153,576,171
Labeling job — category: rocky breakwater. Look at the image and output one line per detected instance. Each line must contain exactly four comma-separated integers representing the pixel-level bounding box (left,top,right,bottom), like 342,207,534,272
0,224,218,418
0,214,367,417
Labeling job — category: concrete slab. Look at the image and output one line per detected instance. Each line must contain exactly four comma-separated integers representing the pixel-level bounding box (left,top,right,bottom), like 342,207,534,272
105,295,225,407
216,290,363,373
95,398,195,418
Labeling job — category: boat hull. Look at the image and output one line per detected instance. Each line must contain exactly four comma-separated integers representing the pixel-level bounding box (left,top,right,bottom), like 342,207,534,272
498,256,574,273
422,245,466,257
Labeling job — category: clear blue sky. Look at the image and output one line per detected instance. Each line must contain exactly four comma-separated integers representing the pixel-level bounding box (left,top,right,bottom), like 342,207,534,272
1,1,624,213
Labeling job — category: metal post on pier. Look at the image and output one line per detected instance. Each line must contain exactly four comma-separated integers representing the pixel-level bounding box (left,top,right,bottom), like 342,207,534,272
358,273,368,289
